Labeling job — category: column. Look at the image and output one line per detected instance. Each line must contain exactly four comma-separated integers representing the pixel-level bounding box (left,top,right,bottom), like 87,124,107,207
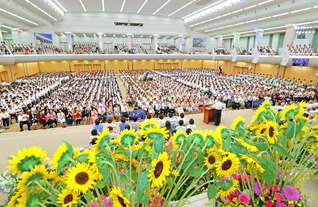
0,23,3,42
153,34,159,51
233,33,240,47
178,35,184,51
216,35,223,48
97,32,103,50
65,32,73,52
127,33,132,49
254,29,264,48
284,25,296,47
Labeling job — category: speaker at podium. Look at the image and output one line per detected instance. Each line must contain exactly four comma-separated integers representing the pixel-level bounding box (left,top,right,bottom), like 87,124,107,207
203,105,214,124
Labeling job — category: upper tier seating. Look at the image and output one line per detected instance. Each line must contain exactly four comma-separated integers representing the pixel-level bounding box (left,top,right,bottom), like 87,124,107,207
188,47,209,54
287,44,318,56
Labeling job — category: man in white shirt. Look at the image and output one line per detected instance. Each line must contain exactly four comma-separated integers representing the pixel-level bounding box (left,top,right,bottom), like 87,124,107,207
213,98,225,126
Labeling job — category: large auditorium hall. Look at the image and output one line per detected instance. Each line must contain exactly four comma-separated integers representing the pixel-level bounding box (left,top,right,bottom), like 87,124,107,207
0,0,318,206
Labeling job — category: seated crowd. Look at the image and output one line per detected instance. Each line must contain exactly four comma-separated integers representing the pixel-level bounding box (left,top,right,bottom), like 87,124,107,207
117,44,145,54
11,43,37,55
214,47,230,55
73,42,100,54
0,71,124,131
287,44,318,56
0,42,11,55
157,44,182,54
37,45,65,54
257,46,278,55
188,47,209,54
234,47,251,55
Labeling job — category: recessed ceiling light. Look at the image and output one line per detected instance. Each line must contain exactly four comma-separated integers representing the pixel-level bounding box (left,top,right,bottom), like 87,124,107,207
168,0,196,17
290,7,311,13
137,0,149,13
102,0,105,12
120,0,127,12
25,0,57,21
153,0,171,15
53,0,67,12
1,25,16,30
83,33,86,37
113,34,116,37
0,8,38,25
78,0,86,12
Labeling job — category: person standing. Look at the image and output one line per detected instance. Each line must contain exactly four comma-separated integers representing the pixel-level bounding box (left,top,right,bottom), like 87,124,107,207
213,98,225,126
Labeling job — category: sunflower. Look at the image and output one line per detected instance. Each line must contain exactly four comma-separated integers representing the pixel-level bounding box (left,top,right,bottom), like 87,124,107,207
115,129,139,146
148,152,171,187
112,154,129,162
57,188,79,207
17,165,50,193
240,154,264,173
171,131,187,148
214,125,227,148
219,179,239,197
204,130,217,149
264,121,279,144
171,170,180,177
215,153,240,177
64,163,98,193
236,138,259,152
231,116,245,130
7,190,24,207
255,123,267,137
94,131,112,152
188,130,205,146
204,152,220,169
50,144,80,172
140,127,169,140
87,149,103,181
17,192,45,207
280,104,301,121
139,119,160,133
132,142,143,151
109,186,130,207
7,146,47,175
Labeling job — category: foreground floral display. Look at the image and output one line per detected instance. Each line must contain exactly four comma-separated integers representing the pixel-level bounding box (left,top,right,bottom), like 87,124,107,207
2,101,318,207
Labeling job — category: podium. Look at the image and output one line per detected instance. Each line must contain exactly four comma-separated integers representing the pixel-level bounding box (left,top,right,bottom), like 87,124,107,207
203,106,214,124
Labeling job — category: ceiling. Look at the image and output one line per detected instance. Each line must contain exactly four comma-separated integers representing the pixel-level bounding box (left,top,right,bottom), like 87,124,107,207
1,0,318,36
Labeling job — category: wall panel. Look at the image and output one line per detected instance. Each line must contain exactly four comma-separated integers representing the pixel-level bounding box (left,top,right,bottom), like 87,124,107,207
284,66,318,83
254,64,278,77
39,61,70,72
105,60,128,71
182,60,203,69
133,60,154,70
26,62,40,76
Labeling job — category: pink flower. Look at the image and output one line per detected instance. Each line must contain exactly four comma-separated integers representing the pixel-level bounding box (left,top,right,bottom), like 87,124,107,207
315,162,318,168
254,183,261,196
271,184,280,192
276,202,287,207
282,185,300,201
238,193,250,205
287,205,294,207
220,177,230,181
265,200,274,207
274,193,286,202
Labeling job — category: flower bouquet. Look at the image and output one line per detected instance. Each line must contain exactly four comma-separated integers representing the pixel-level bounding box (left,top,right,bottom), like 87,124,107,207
3,101,317,207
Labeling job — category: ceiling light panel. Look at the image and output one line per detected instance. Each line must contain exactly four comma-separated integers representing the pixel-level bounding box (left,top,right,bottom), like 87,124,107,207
78,0,87,12
0,8,38,25
137,0,149,13
168,0,197,17
52,0,67,12
120,0,127,12
25,0,57,21
153,0,172,15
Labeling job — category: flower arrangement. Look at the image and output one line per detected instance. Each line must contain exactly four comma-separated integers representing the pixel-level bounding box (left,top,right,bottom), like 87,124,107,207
2,101,317,207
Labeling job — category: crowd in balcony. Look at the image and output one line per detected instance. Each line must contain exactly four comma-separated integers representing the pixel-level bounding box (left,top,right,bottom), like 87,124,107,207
287,44,318,56
157,44,182,54
257,46,278,55
213,47,230,55
0,42,11,55
37,45,65,54
145,47,156,54
234,47,251,55
117,44,145,54
188,47,209,54
73,42,101,54
11,43,37,55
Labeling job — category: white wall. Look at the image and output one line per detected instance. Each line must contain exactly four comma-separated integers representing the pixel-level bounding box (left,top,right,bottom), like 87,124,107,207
224,39,231,49
272,33,280,51
238,37,248,48
262,34,270,47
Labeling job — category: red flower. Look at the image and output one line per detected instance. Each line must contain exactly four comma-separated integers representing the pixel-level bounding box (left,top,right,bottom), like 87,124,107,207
271,184,280,192
274,193,286,202
265,200,274,207
238,193,250,205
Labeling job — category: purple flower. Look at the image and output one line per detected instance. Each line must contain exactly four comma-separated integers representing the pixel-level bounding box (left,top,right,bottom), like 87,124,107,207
306,154,313,160
276,202,287,207
282,185,300,201
276,173,281,180
254,182,260,196
315,162,318,168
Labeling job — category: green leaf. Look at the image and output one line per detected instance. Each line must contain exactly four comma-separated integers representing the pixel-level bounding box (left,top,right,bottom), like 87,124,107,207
125,186,135,195
76,153,88,163
63,141,74,155
48,194,58,203
136,171,149,201
153,137,164,153
254,142,269,151
272,144,293,159
278,134,287,148
84,191,93,202
207,184,218,200
140,194,149,204
120,174,129,183
223,137,231,151
286,122,295,139
189,168,204,178
259,158,277,186
96,181,107,189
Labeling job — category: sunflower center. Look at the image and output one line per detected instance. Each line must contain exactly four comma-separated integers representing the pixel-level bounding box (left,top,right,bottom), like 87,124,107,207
208,155,216,164
118,196,127,207
154,161,164,178
268,126,275,137
64,194,73,204
221,160,232,171
260,128,266,134
75,172,89,185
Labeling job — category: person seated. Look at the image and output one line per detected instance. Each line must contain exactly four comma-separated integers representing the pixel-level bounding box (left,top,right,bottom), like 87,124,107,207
104,117,116,129
130,116,140,131
18,111,31,131
168,113,177,130
119,118,128,131
186,128,192,135
90,129,98,141
187,118,196,130
92,119,103,133
158,114,166,128
108,126,117,139
176,120,187,131
177,113,187,124
29,111,38,130
57,110,66,128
